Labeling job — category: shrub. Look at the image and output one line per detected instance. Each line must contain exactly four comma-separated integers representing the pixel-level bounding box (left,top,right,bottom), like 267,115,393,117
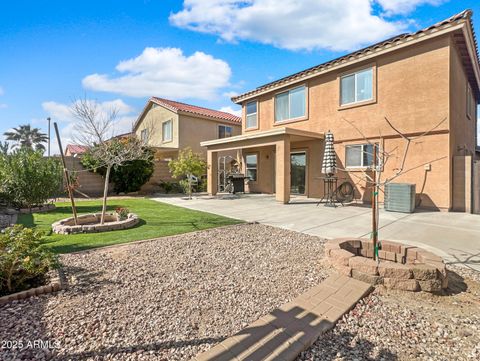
81,146,155,194
158,180,182,194
0,149,63,208
0,225,58,296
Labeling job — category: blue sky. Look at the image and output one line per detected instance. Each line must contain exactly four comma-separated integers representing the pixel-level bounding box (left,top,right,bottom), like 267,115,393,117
0,0,479,153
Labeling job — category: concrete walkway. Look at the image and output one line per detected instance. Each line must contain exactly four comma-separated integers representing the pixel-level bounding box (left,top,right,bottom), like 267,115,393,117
153,194,480,272
194,274,372,361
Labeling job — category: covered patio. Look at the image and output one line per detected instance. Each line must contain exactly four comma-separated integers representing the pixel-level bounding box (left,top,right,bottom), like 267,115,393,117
201,127,324,203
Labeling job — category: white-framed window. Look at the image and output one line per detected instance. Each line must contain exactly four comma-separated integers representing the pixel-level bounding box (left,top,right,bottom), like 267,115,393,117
218,124,233,139
245,154,258,181
340,68,373,106
275,85,306,122
467,83,476,119
246,101,258,129
345,143,378,168
162,120,173,142
140,129,148,144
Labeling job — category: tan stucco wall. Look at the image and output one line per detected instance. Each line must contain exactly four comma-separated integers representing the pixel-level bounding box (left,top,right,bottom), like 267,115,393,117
179,114,241,156
239,35,462,209
135,104,179,149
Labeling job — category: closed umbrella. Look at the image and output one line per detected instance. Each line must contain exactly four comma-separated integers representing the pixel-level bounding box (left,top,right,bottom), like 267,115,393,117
321,131,336,176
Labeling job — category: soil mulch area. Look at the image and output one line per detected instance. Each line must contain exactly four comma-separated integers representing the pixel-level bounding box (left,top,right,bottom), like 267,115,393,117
0,224,329,361
299,265,480,361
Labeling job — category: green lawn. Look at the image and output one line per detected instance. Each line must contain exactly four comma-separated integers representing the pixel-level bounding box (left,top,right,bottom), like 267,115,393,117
17,198,242,253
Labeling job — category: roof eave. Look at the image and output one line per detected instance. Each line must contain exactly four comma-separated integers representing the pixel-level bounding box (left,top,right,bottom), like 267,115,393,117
232,19,472,104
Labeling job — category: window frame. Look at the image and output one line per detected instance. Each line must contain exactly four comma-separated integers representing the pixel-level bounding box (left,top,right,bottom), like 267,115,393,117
245,100,258,130
218,124,233,139
339,65,376,109
345,143,379,169
140,128,148,144
245,153,258,182
162,119,173,143
274,84,307,124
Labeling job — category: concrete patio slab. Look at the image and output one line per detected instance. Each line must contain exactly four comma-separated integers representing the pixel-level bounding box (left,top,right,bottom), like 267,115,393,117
153,194,480,272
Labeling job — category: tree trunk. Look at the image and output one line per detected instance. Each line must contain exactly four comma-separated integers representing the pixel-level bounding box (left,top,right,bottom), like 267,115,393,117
188,175,192,200
101,166,111,225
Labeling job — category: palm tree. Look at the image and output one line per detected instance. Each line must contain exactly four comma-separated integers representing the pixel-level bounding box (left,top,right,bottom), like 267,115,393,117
4,124,48,152
0,141,9,155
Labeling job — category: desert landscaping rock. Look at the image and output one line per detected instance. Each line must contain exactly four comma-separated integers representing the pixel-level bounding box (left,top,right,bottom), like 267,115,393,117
299,265,480,361
0,224,329,361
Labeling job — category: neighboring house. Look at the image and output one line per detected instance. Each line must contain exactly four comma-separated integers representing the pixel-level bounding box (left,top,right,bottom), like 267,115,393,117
202,10,480,212
133,97,242,190
64,144,88,157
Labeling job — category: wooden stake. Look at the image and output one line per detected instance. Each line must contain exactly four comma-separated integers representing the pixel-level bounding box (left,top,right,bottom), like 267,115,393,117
53,122,78,225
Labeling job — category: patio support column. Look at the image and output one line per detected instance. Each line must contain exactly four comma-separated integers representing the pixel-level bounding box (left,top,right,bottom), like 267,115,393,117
275,136,291,203
207,150,218,196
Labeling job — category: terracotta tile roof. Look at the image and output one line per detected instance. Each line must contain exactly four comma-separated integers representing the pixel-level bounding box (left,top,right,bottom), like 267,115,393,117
151,97,242,123
233,9,478,103
65,144,88,155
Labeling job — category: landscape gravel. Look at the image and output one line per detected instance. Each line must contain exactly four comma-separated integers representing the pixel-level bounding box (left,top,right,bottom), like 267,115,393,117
0,223,329,361
299,264,480,361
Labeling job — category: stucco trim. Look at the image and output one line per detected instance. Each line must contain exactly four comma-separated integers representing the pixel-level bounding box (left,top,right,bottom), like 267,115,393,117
200,127,324,147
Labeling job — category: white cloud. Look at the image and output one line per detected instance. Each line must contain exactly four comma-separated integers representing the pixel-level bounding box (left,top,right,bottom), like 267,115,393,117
169,0,409,52
223,91,239,98
376,0,446,16
42,99,136,155
82,47,232,100
219,105,241,117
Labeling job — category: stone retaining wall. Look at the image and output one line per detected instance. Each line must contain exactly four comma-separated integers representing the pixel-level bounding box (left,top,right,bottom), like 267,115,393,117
325,238,448,292
52,213,139,234
0,269,64,305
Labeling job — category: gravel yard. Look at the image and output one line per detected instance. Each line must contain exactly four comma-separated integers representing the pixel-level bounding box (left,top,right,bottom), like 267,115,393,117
0,224,329,361
299,265,480,361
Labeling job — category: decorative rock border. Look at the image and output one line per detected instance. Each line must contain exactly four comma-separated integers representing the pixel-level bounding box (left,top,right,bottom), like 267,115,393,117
325,238,448,292
52,213,139,234
0,269,64,305
18,204,56,214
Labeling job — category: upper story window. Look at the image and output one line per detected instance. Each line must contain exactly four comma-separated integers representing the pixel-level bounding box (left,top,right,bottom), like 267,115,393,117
246,101,258,129
467,83,476,119
140,129,148,144
218,124,233,138
162,120,173,142
275,85,306,122
341,68,373,106
345,143,378,168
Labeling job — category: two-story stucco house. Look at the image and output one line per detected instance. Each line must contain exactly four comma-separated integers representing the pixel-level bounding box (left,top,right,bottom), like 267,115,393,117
202,10,480,212
133,97,242,191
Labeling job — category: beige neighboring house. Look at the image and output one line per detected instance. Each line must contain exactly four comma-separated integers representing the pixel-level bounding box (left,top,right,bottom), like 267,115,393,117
133,97,242,190
202,10,480,212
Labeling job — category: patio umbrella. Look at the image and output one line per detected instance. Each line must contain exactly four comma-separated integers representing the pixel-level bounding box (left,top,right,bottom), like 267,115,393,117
321,131,336,177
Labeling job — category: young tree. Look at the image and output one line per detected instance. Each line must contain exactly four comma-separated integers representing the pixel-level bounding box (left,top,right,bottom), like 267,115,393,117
337,116,447,261
168,147,206,199
70,97,150,224
4,125,48,152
